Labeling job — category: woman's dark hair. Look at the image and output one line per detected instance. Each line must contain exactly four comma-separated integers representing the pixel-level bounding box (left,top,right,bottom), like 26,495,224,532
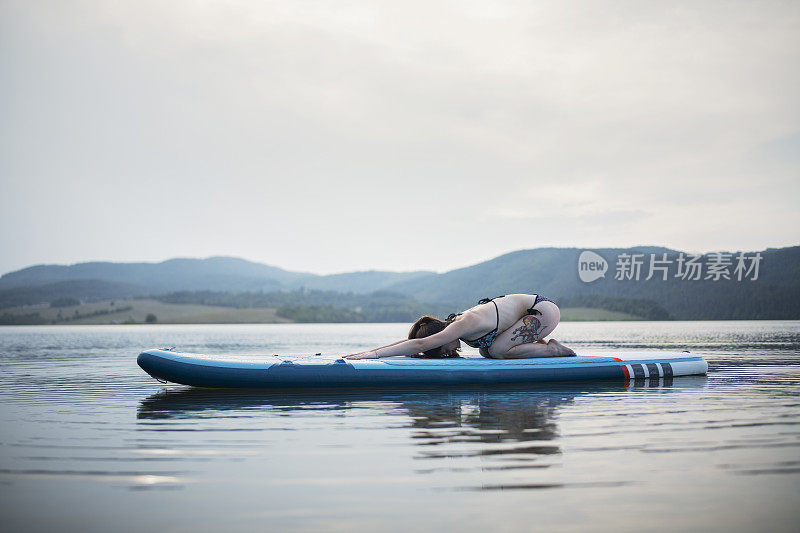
407,315,460,358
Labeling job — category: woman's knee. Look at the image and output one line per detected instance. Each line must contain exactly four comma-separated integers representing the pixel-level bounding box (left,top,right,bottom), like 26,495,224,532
480,346,502,358
530,301,560,340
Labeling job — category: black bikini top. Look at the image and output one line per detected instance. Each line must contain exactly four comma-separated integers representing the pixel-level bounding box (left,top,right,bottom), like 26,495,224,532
446,294,551,321
445,294,554,348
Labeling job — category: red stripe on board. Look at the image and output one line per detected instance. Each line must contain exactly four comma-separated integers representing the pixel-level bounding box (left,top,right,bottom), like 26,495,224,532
621,365,630,379
581,354,624,362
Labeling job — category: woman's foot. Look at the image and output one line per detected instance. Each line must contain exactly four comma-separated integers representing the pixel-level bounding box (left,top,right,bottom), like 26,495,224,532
547,339,576,356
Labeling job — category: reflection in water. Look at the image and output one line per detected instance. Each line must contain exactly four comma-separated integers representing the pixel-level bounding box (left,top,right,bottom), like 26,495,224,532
403,390,566,460
138,381,696,421
137,379,705,487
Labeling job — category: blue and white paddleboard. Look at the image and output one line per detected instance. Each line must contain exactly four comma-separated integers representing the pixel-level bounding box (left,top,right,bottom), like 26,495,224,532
137,349,708,388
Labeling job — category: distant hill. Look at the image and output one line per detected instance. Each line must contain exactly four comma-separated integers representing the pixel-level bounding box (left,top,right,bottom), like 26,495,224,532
0,257,299,292
299,270,435,293
381,246,800,319
0,279,149,309
0,257,434,298
1,246,798,320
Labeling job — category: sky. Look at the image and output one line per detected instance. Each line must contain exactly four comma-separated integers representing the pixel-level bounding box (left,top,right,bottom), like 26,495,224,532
1,0,799,276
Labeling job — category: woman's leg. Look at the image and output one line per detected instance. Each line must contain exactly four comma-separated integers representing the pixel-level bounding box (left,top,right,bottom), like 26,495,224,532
485,302,575,358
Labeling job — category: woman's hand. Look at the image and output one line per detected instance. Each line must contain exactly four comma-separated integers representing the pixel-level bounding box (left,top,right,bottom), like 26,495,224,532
343,350,377,360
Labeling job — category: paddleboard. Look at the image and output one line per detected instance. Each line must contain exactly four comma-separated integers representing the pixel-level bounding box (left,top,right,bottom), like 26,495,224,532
137,349,708,388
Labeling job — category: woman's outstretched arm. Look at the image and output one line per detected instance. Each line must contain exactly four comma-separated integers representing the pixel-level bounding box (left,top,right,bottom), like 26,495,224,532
344,338,409,359
344,319,471,359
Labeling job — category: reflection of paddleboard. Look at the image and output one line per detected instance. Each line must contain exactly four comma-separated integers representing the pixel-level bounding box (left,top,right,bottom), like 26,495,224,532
137,349,708,388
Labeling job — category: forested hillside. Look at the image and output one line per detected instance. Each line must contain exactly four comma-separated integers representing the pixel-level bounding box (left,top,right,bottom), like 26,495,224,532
382,246,800,319
2,246,798,321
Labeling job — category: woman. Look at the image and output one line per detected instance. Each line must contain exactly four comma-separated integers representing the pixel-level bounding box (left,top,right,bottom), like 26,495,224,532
344,294,575,359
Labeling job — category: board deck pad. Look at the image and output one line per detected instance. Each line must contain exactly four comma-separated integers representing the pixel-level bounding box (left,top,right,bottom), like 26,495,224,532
138,349,708,389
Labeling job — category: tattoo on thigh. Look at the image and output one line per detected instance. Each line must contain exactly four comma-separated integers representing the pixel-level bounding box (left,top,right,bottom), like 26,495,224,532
510,315,542,344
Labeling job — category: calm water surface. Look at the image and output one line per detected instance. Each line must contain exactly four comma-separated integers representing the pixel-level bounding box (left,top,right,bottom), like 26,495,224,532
1,321,799,532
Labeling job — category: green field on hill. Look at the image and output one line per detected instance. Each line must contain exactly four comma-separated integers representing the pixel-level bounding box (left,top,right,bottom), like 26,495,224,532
558,307,640,321
2,299,289,325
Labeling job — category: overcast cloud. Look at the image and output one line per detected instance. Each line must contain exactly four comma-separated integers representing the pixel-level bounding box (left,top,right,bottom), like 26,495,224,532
1,0,798,275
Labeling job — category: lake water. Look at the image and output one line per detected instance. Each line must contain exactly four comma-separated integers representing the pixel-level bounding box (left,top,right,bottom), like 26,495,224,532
1,321,799,532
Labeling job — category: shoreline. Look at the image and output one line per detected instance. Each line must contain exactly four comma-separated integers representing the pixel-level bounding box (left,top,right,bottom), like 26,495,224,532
1,298,643,325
